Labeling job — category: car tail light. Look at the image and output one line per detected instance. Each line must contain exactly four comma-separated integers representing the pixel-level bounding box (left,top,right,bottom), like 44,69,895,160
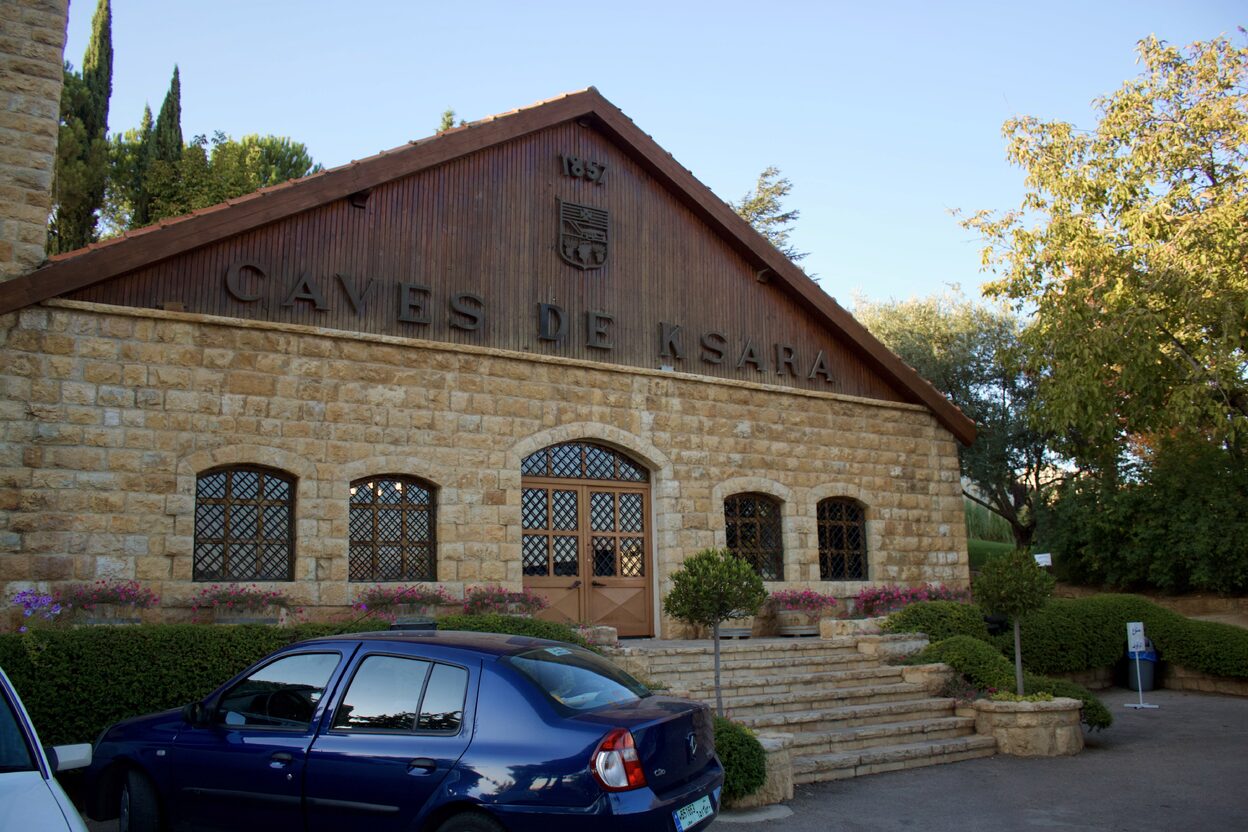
591,728,647,791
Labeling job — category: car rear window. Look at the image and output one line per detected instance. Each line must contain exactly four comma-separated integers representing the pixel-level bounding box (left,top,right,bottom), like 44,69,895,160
504,645,650,711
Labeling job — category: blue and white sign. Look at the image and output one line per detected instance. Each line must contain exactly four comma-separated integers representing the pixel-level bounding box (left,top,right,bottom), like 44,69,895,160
1127,622,1147,653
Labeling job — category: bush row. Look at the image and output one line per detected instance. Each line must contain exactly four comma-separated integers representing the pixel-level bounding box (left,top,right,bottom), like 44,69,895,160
883,594,1248,680
912,636,1113,730
0,615,593,746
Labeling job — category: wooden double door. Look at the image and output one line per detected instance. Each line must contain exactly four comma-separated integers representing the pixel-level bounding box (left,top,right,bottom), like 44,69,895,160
521,477,652,637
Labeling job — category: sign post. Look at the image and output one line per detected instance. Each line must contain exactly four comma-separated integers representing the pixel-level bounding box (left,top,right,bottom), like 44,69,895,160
1125,622,1159,710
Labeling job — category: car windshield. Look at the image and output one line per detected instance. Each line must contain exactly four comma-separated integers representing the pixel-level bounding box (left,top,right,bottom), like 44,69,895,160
0,687,37,774
504,645,650,712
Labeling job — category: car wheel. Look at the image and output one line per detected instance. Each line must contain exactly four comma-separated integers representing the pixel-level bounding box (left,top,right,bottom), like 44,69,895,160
119,770,162,832
435,810,505,832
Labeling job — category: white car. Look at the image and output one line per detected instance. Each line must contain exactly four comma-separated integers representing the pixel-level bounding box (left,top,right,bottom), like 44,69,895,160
0,666,92,831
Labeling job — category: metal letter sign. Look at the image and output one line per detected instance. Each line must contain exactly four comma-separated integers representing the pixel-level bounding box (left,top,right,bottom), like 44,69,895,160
1126,621,1146,653
1125,621,1159,710
558,199,608,270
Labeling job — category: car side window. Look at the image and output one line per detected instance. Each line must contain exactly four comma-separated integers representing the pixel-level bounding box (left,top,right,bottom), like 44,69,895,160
332,655,468,734
217,652,340,730
0,689,36,773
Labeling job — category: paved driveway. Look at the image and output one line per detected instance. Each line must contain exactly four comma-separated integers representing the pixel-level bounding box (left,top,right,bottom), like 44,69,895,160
717,687,1248,831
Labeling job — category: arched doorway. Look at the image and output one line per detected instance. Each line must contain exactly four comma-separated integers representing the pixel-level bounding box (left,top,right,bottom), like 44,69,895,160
521,441,652,637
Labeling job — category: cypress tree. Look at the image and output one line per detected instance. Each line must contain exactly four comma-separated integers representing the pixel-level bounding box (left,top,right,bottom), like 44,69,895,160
81,0,112,142
48,0,113,253
152,66,183,164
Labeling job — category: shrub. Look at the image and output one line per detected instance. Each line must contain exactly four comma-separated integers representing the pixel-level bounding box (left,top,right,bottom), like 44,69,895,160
769,589,837,613
461,585,548,616
353,584,455,619
989,691,1054,703
64,579,160,612
881,601,990,642
191,583,291,616
852,583,971,617
0,621,389,745
913,636,1112,729
713,716,766,802
438,614,591,649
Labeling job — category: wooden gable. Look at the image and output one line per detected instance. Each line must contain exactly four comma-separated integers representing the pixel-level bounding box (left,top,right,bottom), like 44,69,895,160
0,89,975,444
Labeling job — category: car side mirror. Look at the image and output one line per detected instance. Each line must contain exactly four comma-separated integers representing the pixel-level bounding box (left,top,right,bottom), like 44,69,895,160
182,701,211,727
46,743,92,772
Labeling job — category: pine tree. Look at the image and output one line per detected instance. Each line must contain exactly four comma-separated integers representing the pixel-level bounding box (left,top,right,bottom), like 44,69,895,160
438,108,456,132
47,0,112,254
731,166,807,263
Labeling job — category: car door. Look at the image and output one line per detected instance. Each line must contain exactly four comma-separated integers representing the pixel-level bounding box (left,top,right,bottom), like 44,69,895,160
303,651,477,832
169,650,346,832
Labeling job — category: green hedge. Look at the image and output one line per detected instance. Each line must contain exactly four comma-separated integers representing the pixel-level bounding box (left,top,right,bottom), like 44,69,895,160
0,615,593,746
913,636,1113,730
883,595,1248,680
880,601,990,642
713,716,766,801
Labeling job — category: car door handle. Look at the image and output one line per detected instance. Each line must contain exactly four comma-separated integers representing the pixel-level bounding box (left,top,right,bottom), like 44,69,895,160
270,752,294,767
408,758,437,773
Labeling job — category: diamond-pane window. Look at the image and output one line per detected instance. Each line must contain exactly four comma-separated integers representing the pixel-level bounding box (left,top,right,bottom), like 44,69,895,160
818,498,867,581
590,492,615,532
195,466,295,581
723,492,784,580
520,443,649,482
348,475,437,582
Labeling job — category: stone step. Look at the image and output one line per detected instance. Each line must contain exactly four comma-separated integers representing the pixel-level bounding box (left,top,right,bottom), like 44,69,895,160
637,651,883,684
786,716,978,756
681,665,905,697
792,735,999,784
613,636,864,664
737,697,959,734
711,682,930,718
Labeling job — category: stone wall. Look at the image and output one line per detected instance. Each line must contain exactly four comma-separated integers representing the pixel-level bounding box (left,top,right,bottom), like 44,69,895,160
0,0,66,280
0,301,969,633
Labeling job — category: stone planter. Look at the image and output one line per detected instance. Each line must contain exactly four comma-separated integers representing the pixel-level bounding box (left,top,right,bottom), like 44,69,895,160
820,615,887,638
974,697,1084,757
211,606,283,625
720,616,756,639
775,609,820,637
75,603,142,626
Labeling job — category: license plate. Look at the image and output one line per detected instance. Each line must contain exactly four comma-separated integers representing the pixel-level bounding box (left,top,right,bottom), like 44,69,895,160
673,795,714,831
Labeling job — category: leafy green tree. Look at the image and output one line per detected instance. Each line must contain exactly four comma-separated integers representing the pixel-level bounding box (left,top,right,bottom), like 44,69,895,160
964,34,1248,469
973,550,1055,694
731,166,807,262
662,549,767,715
855,291,1052,546
48,0,112,253
102,105,153,233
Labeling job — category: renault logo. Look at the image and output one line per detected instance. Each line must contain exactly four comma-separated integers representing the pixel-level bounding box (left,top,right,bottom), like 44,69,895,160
686,732,698,760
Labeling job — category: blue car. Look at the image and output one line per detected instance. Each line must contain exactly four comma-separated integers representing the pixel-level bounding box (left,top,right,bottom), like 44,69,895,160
85,630,723,832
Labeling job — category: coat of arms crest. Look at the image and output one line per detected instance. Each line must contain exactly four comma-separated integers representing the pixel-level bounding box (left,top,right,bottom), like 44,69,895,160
558,199,608,270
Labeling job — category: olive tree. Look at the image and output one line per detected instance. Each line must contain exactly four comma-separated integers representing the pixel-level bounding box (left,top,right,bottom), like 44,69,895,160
662,549,767,715
974,550,1055,694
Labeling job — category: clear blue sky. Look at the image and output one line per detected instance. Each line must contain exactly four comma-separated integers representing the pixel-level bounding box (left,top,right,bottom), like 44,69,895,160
63,0,1241,306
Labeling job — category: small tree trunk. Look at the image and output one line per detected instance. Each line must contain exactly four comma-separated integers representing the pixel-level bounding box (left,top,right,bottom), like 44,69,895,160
712,620,723,717
1013,618,1025,695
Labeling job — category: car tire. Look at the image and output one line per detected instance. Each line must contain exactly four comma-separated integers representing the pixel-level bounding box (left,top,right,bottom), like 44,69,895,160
435,810,505,832
119,770,162,832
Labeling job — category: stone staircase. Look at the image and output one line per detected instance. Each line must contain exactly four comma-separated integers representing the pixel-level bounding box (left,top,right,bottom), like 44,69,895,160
607,635,996,784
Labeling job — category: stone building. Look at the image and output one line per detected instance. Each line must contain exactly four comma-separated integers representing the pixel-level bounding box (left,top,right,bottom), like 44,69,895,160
0,10,973,636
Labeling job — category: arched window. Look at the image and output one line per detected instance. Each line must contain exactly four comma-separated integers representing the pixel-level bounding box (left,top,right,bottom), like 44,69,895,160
521,442,648,482
818,498,867,580
195,466,295,581
349,475,437,582
723,492,784,580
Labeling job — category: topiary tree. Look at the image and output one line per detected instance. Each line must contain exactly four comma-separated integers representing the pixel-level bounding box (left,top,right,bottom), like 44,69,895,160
662,548,767,715
973,549,1055,694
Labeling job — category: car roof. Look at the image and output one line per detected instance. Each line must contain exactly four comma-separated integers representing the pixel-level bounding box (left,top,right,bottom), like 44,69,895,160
295,628,571,658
